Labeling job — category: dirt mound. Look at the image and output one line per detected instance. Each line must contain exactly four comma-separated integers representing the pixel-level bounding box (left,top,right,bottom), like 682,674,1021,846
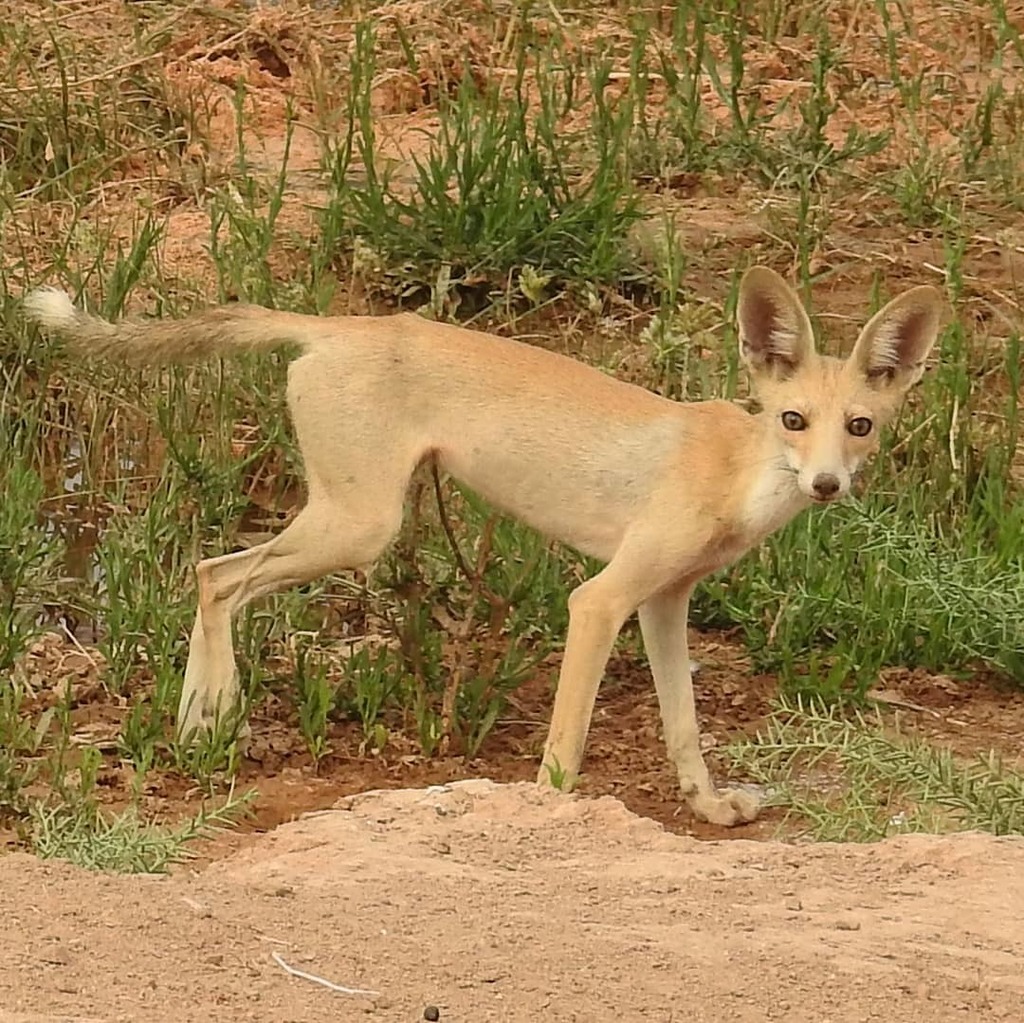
1,780,1023,1021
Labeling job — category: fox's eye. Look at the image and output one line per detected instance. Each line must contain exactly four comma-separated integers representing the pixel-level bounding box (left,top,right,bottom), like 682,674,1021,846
848,417,873,437
781,410,806,431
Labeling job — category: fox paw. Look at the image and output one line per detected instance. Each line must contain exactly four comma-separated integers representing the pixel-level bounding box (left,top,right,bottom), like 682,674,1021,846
690,786,760,827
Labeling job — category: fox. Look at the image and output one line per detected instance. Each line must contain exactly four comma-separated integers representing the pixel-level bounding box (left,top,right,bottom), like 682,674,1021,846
24,267,944,826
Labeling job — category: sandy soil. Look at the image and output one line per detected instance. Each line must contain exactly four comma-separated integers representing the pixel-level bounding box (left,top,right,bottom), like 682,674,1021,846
2,779,1023,1023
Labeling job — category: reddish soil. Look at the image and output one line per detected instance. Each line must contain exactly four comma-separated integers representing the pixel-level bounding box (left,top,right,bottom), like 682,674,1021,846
11,628,1024,860
207,634,1024,854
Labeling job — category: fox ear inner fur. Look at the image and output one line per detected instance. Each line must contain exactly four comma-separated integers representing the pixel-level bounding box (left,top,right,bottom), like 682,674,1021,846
737,266,816,378
850,285,945,389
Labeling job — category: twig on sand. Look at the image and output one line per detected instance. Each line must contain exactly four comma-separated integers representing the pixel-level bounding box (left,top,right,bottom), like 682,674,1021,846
271,951,381,997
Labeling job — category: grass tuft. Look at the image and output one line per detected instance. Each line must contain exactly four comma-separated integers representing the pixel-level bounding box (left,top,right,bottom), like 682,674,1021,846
727,699,1024,840
30,786,254,874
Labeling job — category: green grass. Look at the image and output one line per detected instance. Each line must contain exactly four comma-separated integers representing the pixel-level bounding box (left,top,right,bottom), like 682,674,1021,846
0,0,1021,845
318,21,645,312
0,675,253,872
29,786,253,874
727,699,1024,841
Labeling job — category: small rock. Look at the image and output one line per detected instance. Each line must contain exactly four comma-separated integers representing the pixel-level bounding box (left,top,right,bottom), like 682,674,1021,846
40,945,71,966
180,896,211,918
424,1007,441,1021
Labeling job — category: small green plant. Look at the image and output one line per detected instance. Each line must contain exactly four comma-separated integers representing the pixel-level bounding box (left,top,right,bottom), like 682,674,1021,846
322,23,643,303
889,143,954,227
0,668,252,870
698,494,1024,695
873,0,928,112
117,668,178,776
0,16,192,200
292,636,336,764
209,90,298,306
541,756,568,791
337,646,398,751
626,16,710,180
0,458,63,668
30,785,255,873
91,489,196,692
171,707,248,791
0,678,50,825
774,30,889,188
702,5,774,175
727,699,1024,840
637,214,726,402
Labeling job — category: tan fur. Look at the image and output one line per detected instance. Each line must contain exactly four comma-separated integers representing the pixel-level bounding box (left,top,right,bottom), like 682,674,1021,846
24,270,945,826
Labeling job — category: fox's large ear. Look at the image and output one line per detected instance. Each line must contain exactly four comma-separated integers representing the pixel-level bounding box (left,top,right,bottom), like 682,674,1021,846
850,285,944,391
737,267,816,378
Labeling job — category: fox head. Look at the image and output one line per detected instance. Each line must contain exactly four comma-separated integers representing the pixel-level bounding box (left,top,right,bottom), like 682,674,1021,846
736,266,945,504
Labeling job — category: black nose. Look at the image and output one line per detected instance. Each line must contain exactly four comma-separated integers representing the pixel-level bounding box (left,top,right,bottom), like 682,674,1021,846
812,473,841,499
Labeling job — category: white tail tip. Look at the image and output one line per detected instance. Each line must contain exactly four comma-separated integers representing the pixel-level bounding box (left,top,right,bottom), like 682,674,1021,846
24,286,79,330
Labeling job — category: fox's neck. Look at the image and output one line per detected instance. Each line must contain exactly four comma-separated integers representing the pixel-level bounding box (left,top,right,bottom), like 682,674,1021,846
735,423,811,544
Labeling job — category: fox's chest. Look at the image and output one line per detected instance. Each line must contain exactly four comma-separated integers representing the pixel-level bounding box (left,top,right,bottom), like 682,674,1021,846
738,466,810,545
